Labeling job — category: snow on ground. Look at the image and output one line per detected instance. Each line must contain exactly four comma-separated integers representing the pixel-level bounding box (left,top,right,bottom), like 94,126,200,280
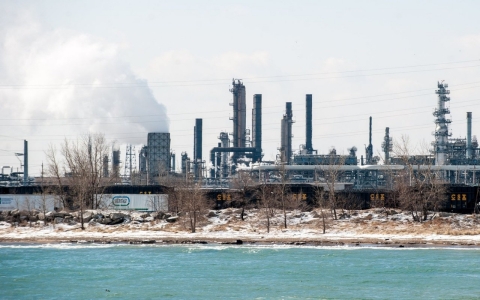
1,208,480,245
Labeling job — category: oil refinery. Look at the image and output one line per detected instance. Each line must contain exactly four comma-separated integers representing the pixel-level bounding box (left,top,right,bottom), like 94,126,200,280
125,80,479,190
1,79,480,208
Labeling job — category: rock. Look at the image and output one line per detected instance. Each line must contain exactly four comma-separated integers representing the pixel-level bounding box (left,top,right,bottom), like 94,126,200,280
311,211,320,218
37,213,45,220
110,213,127,220
166,216,179,223
10,209,20,217
53,212,71,219
67,220,77,225
141,240,156,244
439,212,454,217
108,217,123,225
28,215,38,222
365,214,373,220
92,213,104,220
192,240,208,244
151,212,165,220
207,211,218,218
82,212,94,223
101,218,112,225
144,216,154,222
54,217,63,224
236,240,243,245
390,210,398,215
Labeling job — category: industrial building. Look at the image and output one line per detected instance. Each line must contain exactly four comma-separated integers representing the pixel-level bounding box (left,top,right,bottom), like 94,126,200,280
109,80,480,191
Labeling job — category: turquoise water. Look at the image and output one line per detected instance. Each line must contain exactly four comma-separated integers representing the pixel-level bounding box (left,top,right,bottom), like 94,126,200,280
1,244,480,299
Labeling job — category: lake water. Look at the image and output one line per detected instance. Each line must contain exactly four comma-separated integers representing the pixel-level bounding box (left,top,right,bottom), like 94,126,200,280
1,243,479,299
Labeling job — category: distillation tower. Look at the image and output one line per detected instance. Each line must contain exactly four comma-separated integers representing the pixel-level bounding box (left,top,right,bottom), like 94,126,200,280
230,79,247,163
433,81,451,166
280,102,294,164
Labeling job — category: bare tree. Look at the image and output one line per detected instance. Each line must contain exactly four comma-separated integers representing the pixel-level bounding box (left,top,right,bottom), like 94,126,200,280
276,164,290,229
37,185,53,226
314,185,328,234
45,145,68,209
46,133,111,229
393,135,447,222
257,182,276,233
230,170,256,221
172,177,207,233
315,152,346,220
23,195,35,227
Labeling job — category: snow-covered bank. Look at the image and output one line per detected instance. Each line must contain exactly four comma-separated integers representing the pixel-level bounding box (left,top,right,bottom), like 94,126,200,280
1,208,480,246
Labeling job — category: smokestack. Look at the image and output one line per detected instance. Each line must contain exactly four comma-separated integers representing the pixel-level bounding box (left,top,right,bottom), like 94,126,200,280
305,94,313,153
467,112,472,159
103,155,109,177
194,118,203,178
366,117,373,164
286,102,292,118
112,149,121,177
24,140,28,184
194,118,202,161
252,94,262,162
369,117,372,145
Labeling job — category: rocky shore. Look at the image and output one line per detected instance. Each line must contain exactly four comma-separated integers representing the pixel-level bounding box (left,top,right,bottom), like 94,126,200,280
1,208,480,247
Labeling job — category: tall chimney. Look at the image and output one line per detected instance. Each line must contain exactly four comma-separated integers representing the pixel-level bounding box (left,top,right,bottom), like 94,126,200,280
24,140,28,184
467,112,472,159
366,117,373,164
194,118,203,178
252,94,262,162
305,94,313,153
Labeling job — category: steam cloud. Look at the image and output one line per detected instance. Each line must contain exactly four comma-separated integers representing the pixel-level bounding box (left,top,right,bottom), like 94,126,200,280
0,12,169,147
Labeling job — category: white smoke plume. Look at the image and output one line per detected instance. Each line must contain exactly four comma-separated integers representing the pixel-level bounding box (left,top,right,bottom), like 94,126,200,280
0,11,168,173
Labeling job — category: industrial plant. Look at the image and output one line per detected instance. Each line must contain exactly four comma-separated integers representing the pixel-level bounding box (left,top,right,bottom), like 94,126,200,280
1,79,480,212
128,79,478,189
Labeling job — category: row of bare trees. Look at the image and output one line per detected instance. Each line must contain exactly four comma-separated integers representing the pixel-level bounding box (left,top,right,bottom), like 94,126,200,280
37,132,448,233
45,133,117,229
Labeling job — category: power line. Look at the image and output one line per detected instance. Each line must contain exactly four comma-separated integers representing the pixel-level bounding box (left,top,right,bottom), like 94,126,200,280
0,61,479,89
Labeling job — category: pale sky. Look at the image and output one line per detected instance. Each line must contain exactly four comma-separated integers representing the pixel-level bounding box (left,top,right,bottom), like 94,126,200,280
1,1,480,176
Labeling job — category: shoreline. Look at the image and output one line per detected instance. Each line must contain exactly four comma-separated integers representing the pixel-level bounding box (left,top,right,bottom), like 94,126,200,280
2,207,480,248
2,229,480,248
